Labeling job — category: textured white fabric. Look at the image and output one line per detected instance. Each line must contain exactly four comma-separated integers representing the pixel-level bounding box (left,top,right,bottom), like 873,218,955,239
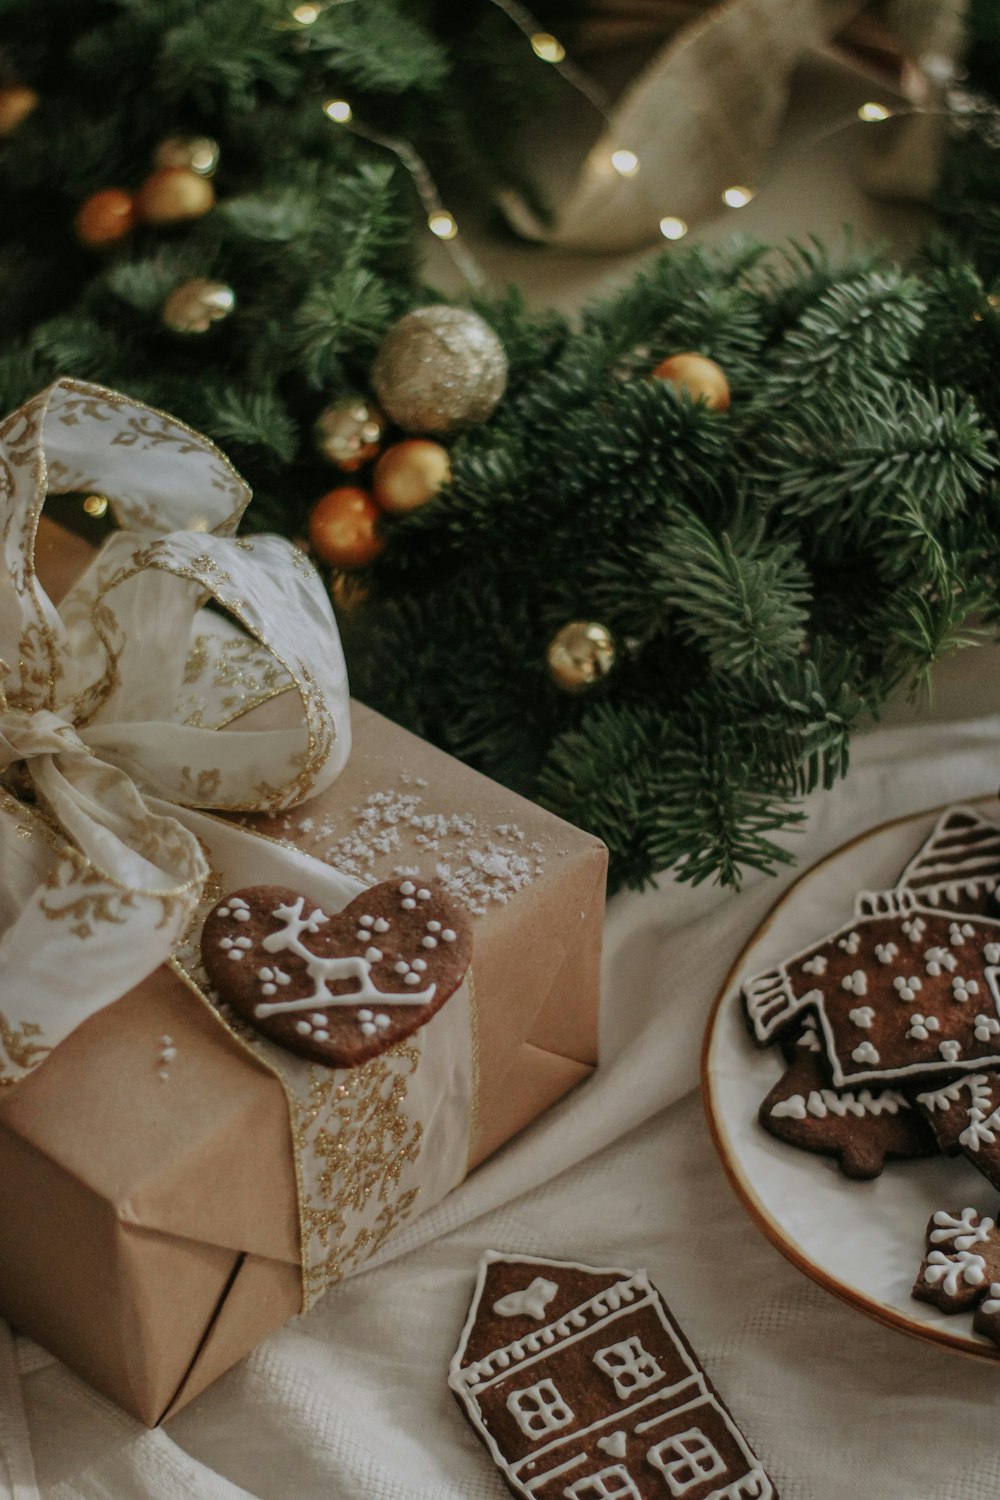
5,684,1000,1496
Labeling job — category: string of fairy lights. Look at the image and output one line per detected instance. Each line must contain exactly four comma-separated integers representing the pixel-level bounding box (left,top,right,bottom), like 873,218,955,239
290,0,932,282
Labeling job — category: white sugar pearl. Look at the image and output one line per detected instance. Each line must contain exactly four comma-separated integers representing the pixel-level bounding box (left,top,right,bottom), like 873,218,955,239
220,937,233,949
402,898,416,910
422,935,438,948
295,1021,312,1035
234,910,250,921
358,1009,373,1021
405,973,421,985
395,961,409,975
228,950,244,961
236,937,252,949
359,915,374,927
427,920,442,933
310,1012,327,1026
375,1013,390,1028
373,918,390,933
412,959,427,971
218,906,231,918
160,1046,177,1063
355,930,370,942
361,1022,377,1036
417,888,431,901
400,881,415,896
313,1029,329,1042
441,929,456,942
262,983,277,996
365,947,383,963
259,968,274,982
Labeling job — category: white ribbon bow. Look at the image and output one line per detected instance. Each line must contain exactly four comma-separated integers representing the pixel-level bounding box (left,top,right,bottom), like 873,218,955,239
0,379,352,1082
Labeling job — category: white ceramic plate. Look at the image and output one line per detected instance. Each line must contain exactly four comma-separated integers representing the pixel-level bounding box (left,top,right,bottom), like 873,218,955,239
702,799,1000,1362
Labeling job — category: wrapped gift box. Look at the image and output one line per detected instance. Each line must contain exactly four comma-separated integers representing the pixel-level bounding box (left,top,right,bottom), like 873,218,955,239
0,519,606,1426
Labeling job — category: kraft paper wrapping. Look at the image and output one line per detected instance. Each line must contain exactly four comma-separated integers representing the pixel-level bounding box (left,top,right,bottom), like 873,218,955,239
0,514,607,1425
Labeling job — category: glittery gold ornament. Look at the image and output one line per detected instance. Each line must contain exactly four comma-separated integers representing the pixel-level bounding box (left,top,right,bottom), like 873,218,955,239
153,135,220,177
135,167,215,225
372,306,507,434
162,278,236,333
314,399,385,471
547,621,616,693
651,352,730,411
0,85,39,136
374,439,450,514
75,188,136,248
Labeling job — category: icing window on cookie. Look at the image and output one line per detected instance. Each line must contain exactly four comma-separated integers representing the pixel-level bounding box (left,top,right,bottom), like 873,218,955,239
563,1465,641,1500
646,1428,726,1496
592,1337,665,1399
506,1378,573,1439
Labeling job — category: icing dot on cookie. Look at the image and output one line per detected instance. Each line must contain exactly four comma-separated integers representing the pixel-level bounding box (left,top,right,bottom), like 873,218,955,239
355,929,370,942
235,937,252,949
402,898,416,910
412,958,427,971
395,961,410,975
361,1021,377,1036
442,929,456,942
400,882,415,896
375,1013,390,1028
217,907,231,919
259,967,274,982
422,935,438,948
234,909,250,921
262,983,277,996
373,918,390,933
358,1009,373,1021
228,950,244,961
309,1012,327,1026
313,1029,329,1042
220,937,234,950
295,1020,311,1034
427,920,442,933
359,915,374,927
405,973,421,985
417,888,431,901
365,947,383,962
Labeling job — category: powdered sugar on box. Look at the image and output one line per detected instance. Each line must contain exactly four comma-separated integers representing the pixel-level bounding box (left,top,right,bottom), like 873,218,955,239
283,787,546,916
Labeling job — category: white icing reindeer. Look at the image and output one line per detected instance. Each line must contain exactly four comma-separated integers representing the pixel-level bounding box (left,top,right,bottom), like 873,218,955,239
254,897,437,1017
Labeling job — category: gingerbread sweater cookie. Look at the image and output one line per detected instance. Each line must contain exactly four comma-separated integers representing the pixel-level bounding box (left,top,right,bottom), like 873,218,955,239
201,878,471,1067
450,1251,776,1500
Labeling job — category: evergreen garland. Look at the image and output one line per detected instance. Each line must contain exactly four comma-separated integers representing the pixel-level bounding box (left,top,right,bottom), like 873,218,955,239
1,0,999,892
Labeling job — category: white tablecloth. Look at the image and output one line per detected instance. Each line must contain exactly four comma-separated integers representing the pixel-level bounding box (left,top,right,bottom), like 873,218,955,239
4,693,1000,1498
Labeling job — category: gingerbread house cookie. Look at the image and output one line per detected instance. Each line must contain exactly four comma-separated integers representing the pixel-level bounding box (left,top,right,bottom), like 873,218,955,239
450,1251,775,1499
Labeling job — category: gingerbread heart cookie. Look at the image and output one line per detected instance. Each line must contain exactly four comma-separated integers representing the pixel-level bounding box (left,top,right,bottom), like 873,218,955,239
201,878,472,1067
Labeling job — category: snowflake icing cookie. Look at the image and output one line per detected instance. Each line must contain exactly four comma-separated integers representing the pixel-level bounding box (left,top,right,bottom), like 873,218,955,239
201,879,471,1067
912,1206,1000,1345
915,1072,1000,1192
450,1250,776,1499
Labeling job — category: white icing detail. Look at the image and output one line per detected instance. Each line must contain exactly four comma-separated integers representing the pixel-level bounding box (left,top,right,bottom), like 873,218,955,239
986,944,1000,965
953,977,979,1002
394,961,409,975
259,967,274,982
493,1277,559,1320
506,1378,573,1439
975,1014,1000,1041
893,975,923,1002
924,1248,987,1294
295,1020,311,1035
593,1336,665,1399
442,929,457,942
961,1106,1000,1151
313,1028,329,1042
981,1283,1000,1315
228,950,244,961
399,882,415,895
906,1013,940,1041
950,921,976,945
930,1208,994,1250
233,909,250,921
373,917,390,933
841,970,868,996
917,1074,993,1117
234,937,252,949
375,1013,390,1029
426,920,442,933
797,1019,822,1053
924,946,958,974
597,1432,628,1460
253,896,437,1013
160,1046,177,1062
404,973,421,985
360,1021,376,1036
422,935,438,948
354,930,369,942
307,1012,325,1025
939,1039,962,1063
219,937,234,950
412,958,427,971
838,931,861,955
359,915,374,927
848,1006,875,1029
802,955,827,975
647,1428,726,1495
851,1041,880,1065
771,1086,907,1122
902,916,927,941
417,888,431,900
358,1009,373,1021
364,946,383,963
564,1465,639,1500
402,897,416,910
261,983,276,996
875,943,898,965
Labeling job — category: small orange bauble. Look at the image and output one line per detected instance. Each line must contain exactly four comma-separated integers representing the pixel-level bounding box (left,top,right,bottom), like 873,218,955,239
651,352,730,411
135,167,215,226
309,487,385,569
373,439,451,514
75,188,136,248
0,85,39,137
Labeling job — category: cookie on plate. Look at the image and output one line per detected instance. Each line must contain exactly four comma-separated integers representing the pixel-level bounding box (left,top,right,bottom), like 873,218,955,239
450,1250,776,1499
916,1071,1000,1191
201,878,471,1067
760,1020,938,1179
913,1206,1000,1344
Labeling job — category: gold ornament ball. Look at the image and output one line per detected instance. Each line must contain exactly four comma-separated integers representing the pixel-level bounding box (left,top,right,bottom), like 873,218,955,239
547,621,616,693
162,278,236,334
652,352,730,411
314,399,385,471
373,439,451,514
308,486,385,570
75,187,136,248
135,167,216,226
372,305,508,434
153,135,220,177
0,85,39,137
